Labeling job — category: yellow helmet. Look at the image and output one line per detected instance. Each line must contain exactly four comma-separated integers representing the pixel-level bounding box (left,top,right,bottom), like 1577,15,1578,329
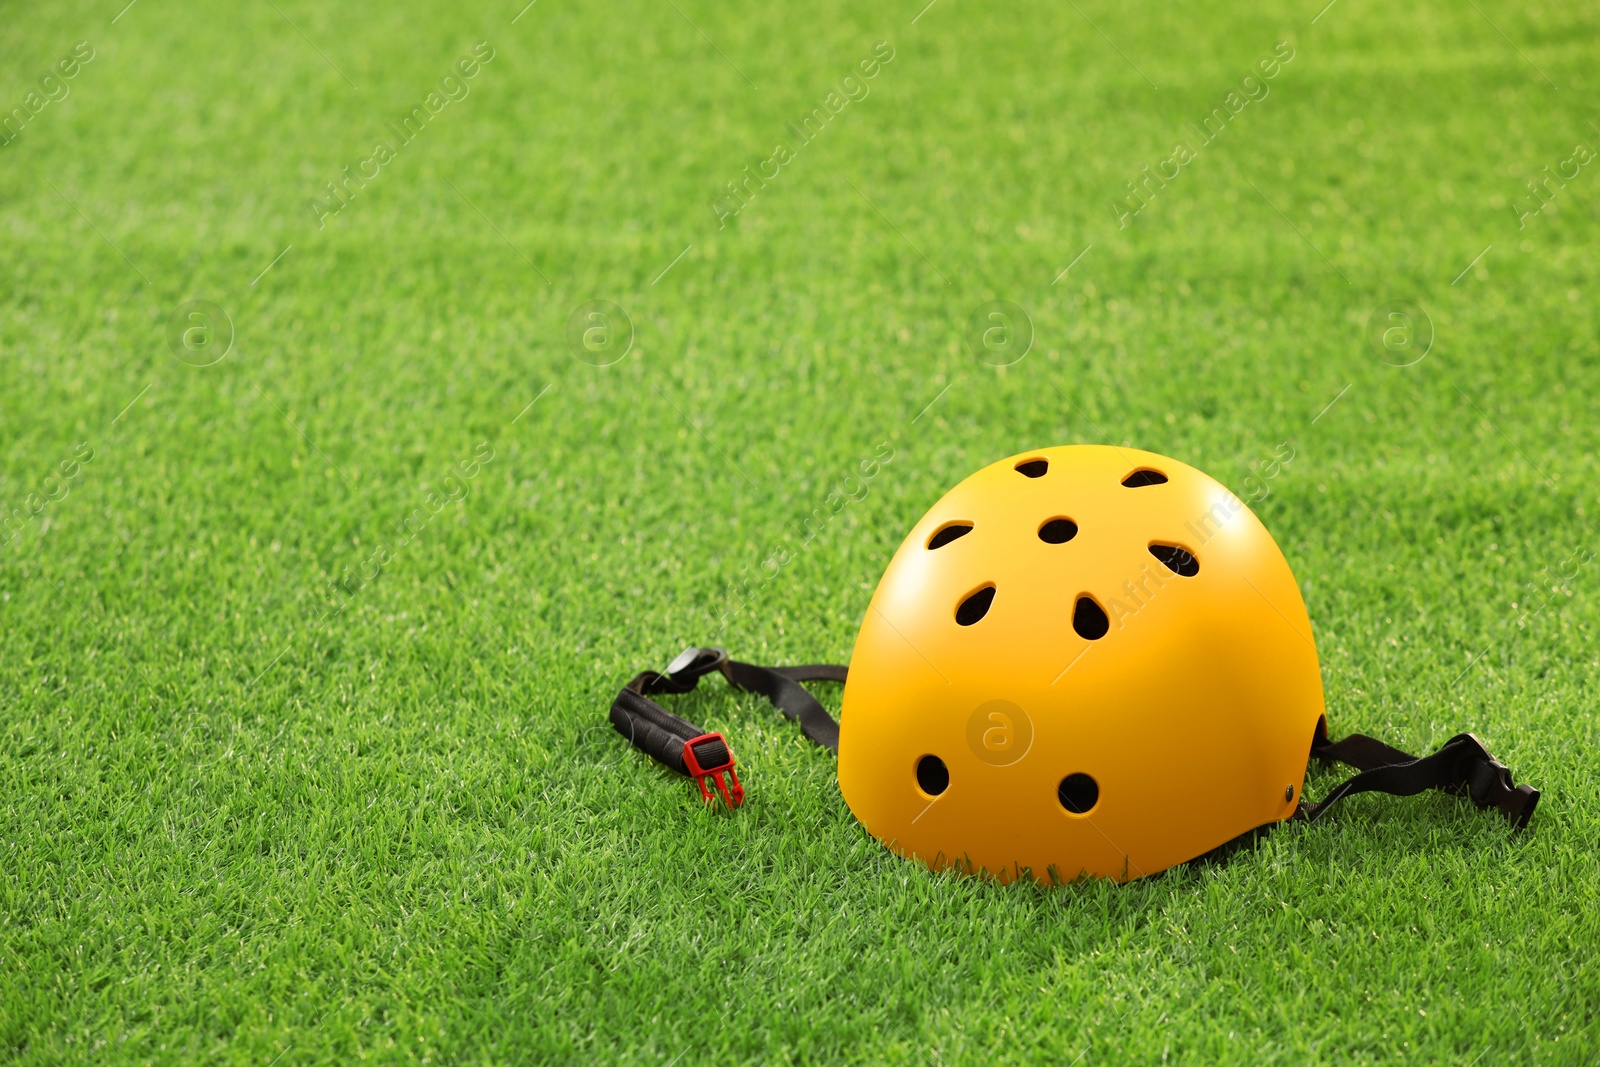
838,444,1321,883
609,445,1538,884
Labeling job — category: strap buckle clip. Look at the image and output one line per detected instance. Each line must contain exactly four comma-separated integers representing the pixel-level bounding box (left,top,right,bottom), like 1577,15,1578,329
682,732,744,808
1448,733,1541,829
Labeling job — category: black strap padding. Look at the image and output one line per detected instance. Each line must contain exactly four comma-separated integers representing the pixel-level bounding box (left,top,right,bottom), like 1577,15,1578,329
608,647,846,775
610,686,702,774
1300,723,1539,830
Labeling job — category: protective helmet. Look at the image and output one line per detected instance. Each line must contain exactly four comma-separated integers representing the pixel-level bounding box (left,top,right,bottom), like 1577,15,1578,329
837,443,1322,882
609,445,1538,883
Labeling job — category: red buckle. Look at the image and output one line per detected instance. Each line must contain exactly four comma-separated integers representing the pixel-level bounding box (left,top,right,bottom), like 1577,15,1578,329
683,732,744,808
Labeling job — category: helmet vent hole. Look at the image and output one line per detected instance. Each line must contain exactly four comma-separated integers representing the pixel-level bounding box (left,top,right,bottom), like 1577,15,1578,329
1121,468,1168,487
1148,543,1199,577
1072,596,1109,640
955,585,996,626
1058,773,1099,814
927,522,974,550
916,755,950,796
1038,517,1078,544
1015,458,1048,478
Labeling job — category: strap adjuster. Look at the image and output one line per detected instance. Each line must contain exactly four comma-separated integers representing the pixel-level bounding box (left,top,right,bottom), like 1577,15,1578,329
683,732,743,808
665,646,728,685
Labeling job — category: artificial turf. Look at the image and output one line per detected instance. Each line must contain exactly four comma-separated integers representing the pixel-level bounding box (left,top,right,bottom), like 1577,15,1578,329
3,0,1598,1061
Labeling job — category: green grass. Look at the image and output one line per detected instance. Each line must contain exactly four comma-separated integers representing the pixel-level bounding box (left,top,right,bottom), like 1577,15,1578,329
3,0,1598,1061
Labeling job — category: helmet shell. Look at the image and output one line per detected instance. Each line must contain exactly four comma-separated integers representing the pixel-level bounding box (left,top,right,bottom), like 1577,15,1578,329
838,445,1324,882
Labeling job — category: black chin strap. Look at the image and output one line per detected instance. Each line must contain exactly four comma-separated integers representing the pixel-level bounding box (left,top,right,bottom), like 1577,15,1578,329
608,646,845,806
1298,721,1539,829
609,647,1539,830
